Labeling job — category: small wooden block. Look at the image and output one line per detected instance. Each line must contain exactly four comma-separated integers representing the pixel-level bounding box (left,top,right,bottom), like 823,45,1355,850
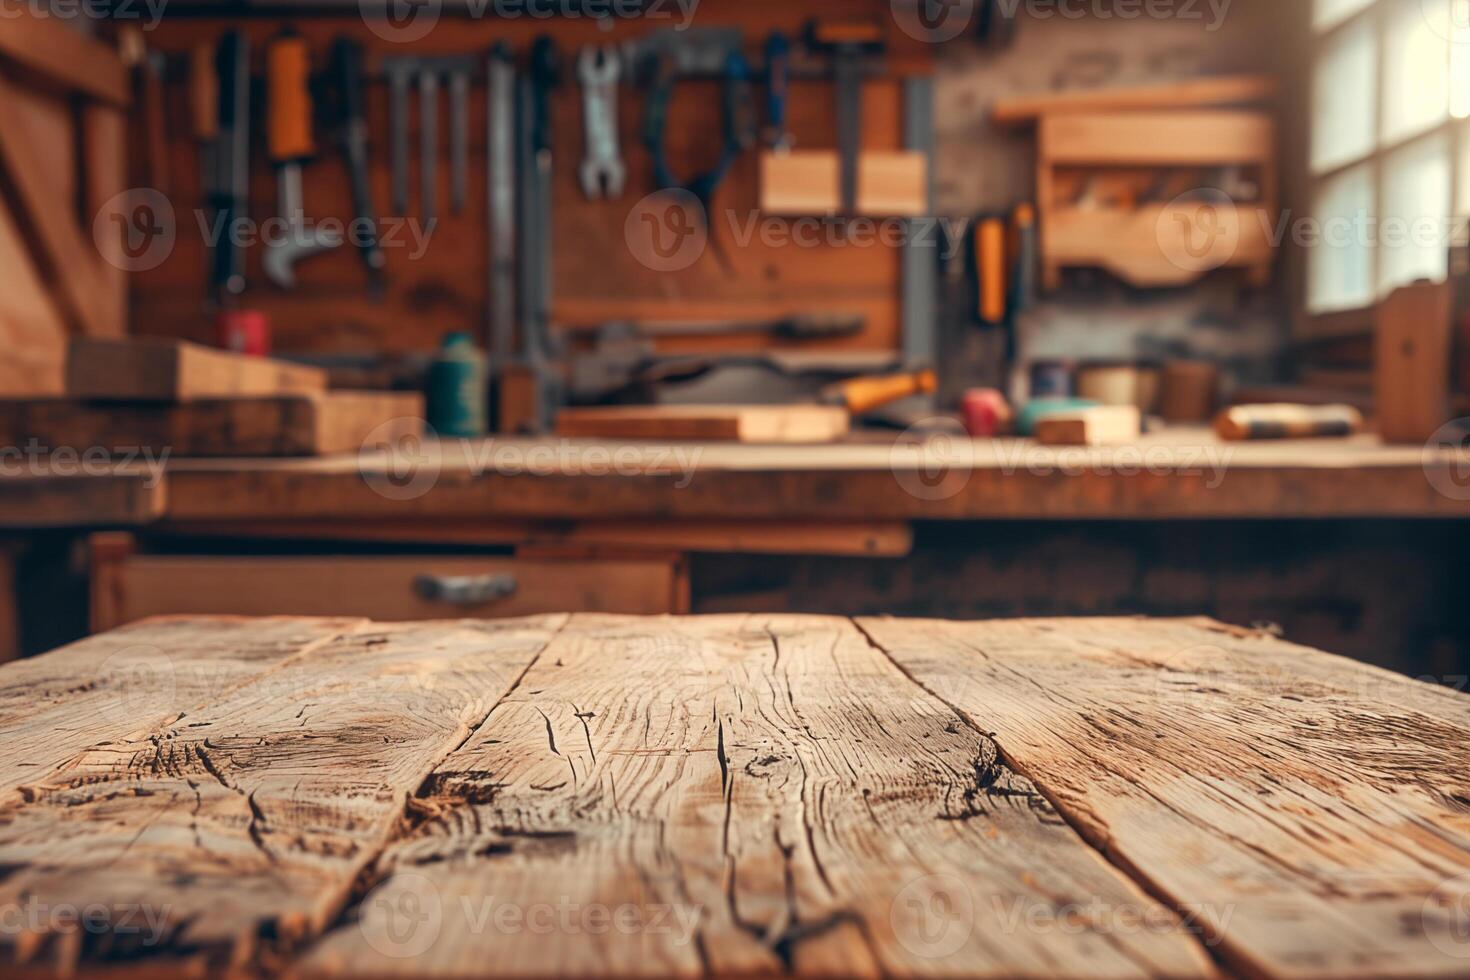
1375,281,1452,443
0,392,422,457
759,151,928,217
67,337,327,402
556,405,851,444
1034,406,1142,446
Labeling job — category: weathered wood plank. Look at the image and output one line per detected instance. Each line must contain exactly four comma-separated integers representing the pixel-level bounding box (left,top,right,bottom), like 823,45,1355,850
0,393,423,459
160,434,1470,522
0,617,364,803
858,616,1470,980
299,614,1213,978
67,338,326,402
0,616,566,973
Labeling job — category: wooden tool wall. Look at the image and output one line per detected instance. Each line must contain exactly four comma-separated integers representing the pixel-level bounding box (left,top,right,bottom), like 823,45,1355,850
0,16,129,395
131,0,932,358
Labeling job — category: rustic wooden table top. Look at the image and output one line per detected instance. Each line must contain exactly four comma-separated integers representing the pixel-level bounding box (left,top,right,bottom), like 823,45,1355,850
1,614,1469,978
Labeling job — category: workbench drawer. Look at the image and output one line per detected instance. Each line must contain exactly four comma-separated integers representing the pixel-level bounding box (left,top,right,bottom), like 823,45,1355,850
90,552,689,632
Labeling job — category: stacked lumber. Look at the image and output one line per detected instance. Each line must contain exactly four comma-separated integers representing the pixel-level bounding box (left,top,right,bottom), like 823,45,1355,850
0,339,423,457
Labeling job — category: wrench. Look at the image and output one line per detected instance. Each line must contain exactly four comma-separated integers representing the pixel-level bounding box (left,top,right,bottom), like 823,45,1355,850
578,46,626,200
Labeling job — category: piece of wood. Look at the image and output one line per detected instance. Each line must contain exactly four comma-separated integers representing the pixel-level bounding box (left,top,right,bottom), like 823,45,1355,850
0,75,115,340
556,405,851,443
0,196,68,395
1376,281,1452,443
993,74,1277,124
89,555,688,631
1034,405,1142,446
0,616,364,803
1045,202,1276,288
154,519,916,557
299,614,1213,978
0,392,422,458
0,616,564,971
0,471,165,529
1040,111,1275,166
759,151,929,217
1159,361,1221,423
1036,110,1277,289
67,338,328,402
0,8,130,107
1215,403,1365,441
858,616,1470,980
157,434,1470,522
80,105,129,341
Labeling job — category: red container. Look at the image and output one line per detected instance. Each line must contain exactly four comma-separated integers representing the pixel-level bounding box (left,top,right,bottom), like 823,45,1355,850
217,310,271,356
962,388,1013,438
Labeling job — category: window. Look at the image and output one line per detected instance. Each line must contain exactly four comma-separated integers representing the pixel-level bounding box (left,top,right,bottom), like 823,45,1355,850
1307,0,1469,314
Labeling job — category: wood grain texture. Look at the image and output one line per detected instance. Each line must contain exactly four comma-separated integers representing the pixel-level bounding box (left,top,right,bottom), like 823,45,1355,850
858,615,1470,980
0,617,364,803
300,614,1212,978
2,614,1468,977
0,616,565,973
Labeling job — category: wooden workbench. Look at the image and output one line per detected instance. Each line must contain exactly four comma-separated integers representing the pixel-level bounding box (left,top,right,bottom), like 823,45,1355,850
154,432,1470,525
1,614,1468,978
3,433,1469,530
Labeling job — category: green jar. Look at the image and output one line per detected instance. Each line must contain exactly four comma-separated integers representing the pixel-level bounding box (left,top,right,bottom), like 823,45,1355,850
426,332,488,438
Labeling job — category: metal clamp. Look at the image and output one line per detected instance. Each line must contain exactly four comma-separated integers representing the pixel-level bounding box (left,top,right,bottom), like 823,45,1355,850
414,573,519,606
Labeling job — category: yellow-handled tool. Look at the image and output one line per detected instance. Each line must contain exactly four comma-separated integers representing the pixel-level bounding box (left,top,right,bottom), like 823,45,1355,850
825,369,938,415
267,31,314,164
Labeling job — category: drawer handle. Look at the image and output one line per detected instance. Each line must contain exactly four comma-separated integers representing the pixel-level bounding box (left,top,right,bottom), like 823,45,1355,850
414,573,518,606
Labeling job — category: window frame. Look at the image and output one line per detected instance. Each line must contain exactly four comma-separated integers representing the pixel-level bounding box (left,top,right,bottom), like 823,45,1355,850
1303,0,1466,339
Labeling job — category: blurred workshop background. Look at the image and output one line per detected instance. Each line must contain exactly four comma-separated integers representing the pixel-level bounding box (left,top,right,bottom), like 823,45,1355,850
1,0,1468,687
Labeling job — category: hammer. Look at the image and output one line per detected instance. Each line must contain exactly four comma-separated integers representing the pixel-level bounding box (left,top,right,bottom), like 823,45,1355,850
264,29,340,289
